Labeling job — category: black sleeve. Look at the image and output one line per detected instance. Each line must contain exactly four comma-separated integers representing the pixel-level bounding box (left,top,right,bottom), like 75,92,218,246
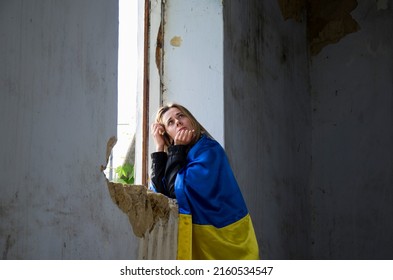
165,145,188,198
150,145,188,199
150,152,168,196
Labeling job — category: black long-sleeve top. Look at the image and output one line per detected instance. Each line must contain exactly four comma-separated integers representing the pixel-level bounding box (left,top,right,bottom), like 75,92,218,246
150,145,188,198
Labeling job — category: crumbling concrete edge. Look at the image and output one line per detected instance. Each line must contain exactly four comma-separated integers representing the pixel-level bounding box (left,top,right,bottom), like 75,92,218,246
106,181,178,238
102,137,178,238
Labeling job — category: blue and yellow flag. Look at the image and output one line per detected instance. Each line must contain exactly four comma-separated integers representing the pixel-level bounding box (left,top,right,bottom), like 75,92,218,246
175,135,259,260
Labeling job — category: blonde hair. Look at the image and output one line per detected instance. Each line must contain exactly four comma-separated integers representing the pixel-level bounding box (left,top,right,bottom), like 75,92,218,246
155,103,211,147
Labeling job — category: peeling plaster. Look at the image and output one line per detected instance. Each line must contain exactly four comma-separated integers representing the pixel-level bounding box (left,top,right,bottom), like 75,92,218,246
277,0,360,55
155,22,164,73
170,36,182,47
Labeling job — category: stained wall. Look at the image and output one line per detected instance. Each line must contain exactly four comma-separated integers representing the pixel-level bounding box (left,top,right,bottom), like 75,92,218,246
224,0,393,259
224,0,312,259
309,0,393,259
0,0,139,259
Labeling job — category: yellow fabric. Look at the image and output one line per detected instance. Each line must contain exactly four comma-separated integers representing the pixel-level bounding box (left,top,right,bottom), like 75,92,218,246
177,214,193,260
177,213,259,260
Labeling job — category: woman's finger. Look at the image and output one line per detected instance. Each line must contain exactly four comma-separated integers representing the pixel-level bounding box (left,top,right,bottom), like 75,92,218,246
175,129,195,145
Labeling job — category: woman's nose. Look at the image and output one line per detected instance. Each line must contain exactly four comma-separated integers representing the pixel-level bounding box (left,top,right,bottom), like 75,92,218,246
176,119,182,126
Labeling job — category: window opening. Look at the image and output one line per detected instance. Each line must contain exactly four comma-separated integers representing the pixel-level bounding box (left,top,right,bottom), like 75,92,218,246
105,0,138,183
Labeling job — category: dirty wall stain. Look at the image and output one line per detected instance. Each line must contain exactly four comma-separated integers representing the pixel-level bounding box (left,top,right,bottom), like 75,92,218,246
277,0,360,55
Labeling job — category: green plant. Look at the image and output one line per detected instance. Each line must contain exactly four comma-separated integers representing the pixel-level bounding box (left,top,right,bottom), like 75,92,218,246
114,163,135,185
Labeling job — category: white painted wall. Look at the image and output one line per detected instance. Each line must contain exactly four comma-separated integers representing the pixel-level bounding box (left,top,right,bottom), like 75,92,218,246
0,0,139,259
162,0,224,145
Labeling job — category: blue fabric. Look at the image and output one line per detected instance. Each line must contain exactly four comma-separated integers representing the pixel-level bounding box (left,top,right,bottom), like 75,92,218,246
175,135,249,228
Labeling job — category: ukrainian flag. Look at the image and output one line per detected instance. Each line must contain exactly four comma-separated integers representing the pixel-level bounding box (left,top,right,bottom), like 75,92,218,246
175,135,259,260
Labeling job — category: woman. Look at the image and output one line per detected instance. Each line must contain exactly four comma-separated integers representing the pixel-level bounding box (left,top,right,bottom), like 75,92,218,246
150,103,259,260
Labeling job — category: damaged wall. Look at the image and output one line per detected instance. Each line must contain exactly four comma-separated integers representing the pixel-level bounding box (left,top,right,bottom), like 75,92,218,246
107,182,178,259
224,0,393,259
0,0,139,259
309,0,393,259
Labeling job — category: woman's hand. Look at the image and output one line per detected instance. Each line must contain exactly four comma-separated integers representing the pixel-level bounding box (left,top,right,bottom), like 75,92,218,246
151,123,166,152
174,129,195,146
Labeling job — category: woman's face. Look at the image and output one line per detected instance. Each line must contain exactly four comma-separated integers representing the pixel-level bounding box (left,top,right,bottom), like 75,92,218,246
162,107,194,141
